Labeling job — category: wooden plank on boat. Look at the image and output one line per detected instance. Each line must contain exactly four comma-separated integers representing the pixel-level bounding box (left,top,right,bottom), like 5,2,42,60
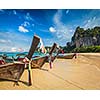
27,35,40,86
31,43,57,68
0,63,25,82
0,35,40,85
27,35,40,60
57,53,75,59
49,43,57,55
31,56,48,68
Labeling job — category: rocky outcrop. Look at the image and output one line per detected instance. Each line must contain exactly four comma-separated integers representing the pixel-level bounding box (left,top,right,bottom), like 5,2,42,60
67,26,100,48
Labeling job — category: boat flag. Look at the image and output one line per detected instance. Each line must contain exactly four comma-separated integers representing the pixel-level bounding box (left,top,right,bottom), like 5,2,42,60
23,57,29,63
40,38,47,54
57,44,64,54
57,44,60,49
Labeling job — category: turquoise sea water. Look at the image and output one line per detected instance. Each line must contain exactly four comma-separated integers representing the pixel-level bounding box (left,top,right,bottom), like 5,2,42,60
0,52,46,58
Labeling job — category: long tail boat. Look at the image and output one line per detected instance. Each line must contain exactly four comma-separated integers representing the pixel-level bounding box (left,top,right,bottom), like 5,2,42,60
31,43,57,69
0,62,25,82
0,35,40,85
57,53,76,59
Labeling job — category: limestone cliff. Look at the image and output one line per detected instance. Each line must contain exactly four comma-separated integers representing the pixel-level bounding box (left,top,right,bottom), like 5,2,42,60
67,26,100,48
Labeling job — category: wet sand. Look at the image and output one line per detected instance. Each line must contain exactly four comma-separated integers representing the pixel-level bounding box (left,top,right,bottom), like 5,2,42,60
0,53,100,90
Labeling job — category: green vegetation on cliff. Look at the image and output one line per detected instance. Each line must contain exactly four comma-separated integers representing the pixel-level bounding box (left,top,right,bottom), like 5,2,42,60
72,26,100,42
72,46,100,53
64,26,100,53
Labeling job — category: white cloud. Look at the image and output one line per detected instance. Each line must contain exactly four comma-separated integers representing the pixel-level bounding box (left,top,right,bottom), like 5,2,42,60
32,24,35,27
18,26,29,33
83,17,100,29
0,9,5,14
0,9,4,12
7,47,24,52
13,10,17,15
87,19,91,23
0,31,31,52
82,10,100,29
39,29,49,33
25,13,33,21
49,27,56,33
66,10,69,14
18,48,24,52
0,39,7,43
93,17,96,20
23,21,30,27
69,29,74,32
53,10,73,43
11,47,17,52
0,39,11,44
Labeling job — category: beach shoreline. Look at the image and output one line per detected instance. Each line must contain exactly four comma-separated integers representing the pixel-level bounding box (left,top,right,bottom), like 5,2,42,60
0,53,100,90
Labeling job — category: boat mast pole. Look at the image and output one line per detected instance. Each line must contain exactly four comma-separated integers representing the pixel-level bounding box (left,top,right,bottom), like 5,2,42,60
27,35,40,86
49,43,57,56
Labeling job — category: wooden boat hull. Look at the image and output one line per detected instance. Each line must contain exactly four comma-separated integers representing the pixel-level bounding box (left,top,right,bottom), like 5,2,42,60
57,54,76,59
27,35,40,60
0,35,40,86
31,55,58,68
31,43,57,69
31,56,48,68
0,62,25,82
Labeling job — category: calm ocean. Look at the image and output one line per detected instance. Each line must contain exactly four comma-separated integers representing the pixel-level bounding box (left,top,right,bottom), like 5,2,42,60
0,52,46,58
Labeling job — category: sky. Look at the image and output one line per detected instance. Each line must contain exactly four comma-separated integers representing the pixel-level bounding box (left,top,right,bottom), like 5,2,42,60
0,9,100,52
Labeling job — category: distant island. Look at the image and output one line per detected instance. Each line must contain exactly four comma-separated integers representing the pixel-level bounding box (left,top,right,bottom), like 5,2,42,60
62,26,100,53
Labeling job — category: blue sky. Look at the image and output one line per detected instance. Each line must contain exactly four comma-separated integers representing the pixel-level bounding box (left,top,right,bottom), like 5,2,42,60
0,9,100,52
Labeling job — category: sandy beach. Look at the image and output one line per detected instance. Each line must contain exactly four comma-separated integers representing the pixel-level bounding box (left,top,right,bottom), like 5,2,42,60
0,53,100,90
